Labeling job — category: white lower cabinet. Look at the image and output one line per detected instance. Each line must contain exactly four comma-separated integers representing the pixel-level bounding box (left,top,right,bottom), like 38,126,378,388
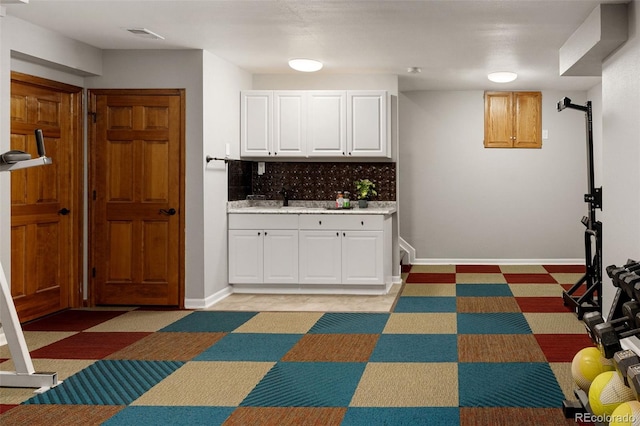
228,214,298,284
299,230,342,284
229,213,390,290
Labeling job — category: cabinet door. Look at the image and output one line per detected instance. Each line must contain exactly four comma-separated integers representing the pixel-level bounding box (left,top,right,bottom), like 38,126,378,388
513,92,542,148
484,91,513,148
342,231,384,285
264,229,298,284
347,91,389,157
307,91,347,156
299,230,342,284
273,91,307,157
241,91,272,157
228,230,263,283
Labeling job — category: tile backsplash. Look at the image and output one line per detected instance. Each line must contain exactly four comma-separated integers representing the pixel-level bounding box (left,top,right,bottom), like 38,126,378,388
228,161,396,202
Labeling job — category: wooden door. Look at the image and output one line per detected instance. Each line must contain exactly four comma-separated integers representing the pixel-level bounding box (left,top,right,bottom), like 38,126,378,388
89,90,184,306
10,73,82,322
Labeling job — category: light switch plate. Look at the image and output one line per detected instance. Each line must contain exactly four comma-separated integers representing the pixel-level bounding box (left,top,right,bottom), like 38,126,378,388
542,129,549,140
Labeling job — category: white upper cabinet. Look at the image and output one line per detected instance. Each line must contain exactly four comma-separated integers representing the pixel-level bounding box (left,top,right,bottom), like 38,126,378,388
240,90,391,159
273,91,307,157
347,91,389,157
307,91,347,157
241,91,272,157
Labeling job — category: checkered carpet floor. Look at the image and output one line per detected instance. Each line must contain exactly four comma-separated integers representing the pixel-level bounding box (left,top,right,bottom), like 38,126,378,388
1,264,591,425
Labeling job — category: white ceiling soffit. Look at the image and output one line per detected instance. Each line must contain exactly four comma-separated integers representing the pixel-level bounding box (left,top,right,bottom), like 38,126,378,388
560,3,629,77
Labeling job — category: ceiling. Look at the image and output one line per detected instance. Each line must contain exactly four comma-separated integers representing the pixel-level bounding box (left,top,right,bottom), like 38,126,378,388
2,0,625,91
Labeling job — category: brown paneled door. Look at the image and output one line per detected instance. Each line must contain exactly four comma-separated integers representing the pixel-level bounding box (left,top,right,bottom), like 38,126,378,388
89,90,184,306
10,73,83,323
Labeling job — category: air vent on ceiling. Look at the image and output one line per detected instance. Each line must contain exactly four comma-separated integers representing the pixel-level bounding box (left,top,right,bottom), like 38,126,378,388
126,28,165,40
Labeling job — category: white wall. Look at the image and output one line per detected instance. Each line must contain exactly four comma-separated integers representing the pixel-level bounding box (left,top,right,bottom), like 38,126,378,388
601,1,640,314
85,49,206,302
254,74,398,95
399,90,589,263
200,51,251,306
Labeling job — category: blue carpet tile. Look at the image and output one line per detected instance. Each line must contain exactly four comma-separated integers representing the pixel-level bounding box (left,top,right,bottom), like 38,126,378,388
1,264,589,425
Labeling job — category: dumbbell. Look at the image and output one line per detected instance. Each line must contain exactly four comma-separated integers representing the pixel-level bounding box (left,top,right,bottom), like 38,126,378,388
589,302,640,358
627,364,640,400
614,349,640,386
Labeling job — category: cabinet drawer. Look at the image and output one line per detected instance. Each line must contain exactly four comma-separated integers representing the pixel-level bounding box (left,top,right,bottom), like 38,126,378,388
229,214,299,230
299,214,383,230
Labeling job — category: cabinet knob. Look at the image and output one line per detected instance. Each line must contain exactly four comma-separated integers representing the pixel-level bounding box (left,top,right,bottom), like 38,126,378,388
336,232,339,236
361,221,364,226
258,232,261,235
348,152,352,155
319,220,322,225
265,231,268,236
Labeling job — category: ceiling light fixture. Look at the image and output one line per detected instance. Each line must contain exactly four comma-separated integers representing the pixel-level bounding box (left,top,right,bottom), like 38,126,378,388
488,71,518,83
288,58,323,72
407,67,422,74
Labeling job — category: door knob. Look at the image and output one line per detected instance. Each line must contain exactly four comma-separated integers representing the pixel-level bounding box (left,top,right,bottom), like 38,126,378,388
58,208,70,215
159,208,177,216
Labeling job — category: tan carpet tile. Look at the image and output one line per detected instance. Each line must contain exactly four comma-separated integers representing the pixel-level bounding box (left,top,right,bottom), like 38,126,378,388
499,265,549,274
508,284,564,297
383,313,457,334
456,296,521,313
282,334,379,362
550,273,586,284
460,407,572,426
524,313,586,334
456,273,507,284
350,362,458,407
458,334,547,363
105,332,226,361
223,407,347,426
0,405,125,426
550,362,577,400
401,284,456,297
132,361,274,406
232,312,324,334
86,310,192,332
407,265,456,273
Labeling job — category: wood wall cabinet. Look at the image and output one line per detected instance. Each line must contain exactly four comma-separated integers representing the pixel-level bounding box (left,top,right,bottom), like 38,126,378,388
484,91,542,148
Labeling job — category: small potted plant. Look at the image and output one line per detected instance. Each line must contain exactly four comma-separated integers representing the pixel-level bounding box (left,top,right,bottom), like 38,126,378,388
354,179,377,208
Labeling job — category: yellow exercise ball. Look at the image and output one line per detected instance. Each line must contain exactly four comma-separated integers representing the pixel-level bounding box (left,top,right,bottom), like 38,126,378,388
589,371,635,417
572,346,615,392
610,400,640,426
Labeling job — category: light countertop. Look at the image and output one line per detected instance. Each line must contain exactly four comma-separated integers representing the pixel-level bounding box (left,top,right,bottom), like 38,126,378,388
227,200,396,215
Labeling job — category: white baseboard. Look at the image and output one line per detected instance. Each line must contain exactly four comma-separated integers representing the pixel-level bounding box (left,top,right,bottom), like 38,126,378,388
398,237,416,264
410,258,584,265
184,286,233,309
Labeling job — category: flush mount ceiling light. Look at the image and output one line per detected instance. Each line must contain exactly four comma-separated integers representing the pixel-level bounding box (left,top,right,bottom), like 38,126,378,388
288,58,323,72
407,67,422,74
488,71,518,83
125,28,165,40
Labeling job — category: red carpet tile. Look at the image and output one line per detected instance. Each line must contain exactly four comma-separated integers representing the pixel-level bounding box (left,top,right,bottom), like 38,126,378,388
0,405,124,426
456,265,502,273
460,407,570,426
0,405,17,414
534,334,594,362
405,273,456,283
282,334,379,362
504,273,558,283
516,297,574,313
30,332,151,359
543,265,586,273
561,284,587,296
22,310,128,332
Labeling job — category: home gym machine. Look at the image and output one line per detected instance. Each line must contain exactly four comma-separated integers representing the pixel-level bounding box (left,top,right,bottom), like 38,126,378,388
0,129,60,392
557,97,602,320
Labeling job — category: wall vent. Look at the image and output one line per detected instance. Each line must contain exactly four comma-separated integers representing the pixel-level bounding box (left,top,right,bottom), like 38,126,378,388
126,28,165,40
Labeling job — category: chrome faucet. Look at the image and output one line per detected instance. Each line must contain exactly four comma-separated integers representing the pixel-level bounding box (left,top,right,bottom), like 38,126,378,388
279,186,289,206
